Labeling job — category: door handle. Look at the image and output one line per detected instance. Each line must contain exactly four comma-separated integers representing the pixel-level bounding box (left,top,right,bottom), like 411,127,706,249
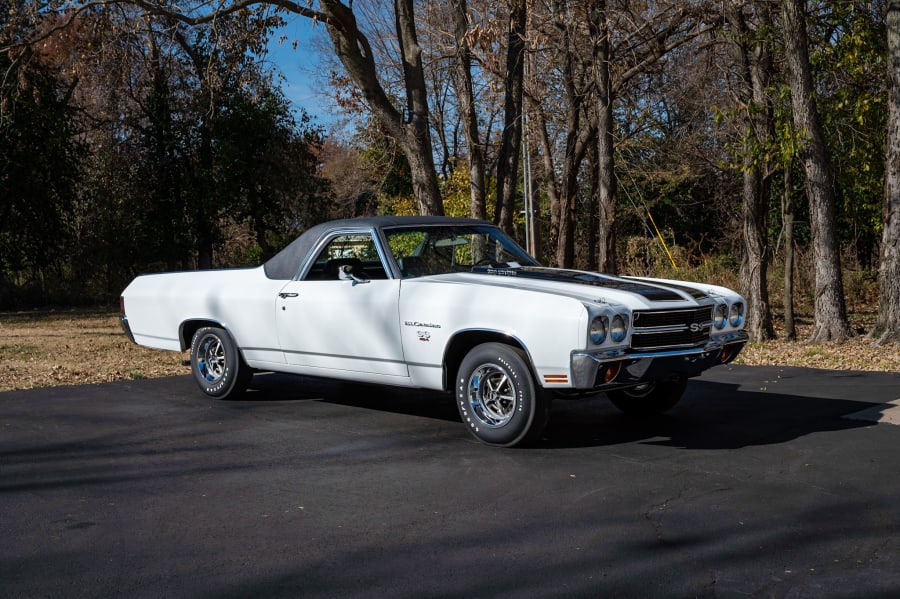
278,292,299,299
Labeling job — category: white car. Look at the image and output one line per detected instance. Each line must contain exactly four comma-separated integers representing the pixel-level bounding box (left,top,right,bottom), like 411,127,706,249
120,216,748,446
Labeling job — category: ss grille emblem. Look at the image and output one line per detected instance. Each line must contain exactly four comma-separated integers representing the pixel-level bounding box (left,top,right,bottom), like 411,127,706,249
689,323,705,333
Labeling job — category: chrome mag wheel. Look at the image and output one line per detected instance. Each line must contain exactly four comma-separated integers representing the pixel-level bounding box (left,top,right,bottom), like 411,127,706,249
467,363,518,428
197,333,226,383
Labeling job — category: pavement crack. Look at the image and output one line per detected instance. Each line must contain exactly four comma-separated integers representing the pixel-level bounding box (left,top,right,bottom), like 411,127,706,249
644,489,684,544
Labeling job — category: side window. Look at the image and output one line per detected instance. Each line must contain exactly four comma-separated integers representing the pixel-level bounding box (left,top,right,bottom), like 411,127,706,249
303,233,388,281
387,230,426,260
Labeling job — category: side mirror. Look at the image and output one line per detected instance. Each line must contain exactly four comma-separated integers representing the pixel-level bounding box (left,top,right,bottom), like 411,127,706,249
339,264,370,285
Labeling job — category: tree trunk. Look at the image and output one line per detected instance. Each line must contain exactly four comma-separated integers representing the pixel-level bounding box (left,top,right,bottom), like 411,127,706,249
450,0,486,220
783,160,796,340
729,1,775,342
590,0,617,274
323,0,443,216
873,0,900,344
740,159,775,341
528,149,543,260
781,0,851,342
554,47,580,270
393,0,444,216
551,0,593,269
595,106,616,273
495,0,526,234
554,123,594,269
532,106,562,266
587,142,599,272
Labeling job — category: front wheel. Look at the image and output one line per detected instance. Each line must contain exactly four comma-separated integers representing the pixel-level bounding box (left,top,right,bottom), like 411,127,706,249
455,343,550,447
606,376,687,417
189,326,252,399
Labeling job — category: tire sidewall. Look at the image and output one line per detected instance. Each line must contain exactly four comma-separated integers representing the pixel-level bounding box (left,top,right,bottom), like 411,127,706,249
190,326,244,399
455,343,540,446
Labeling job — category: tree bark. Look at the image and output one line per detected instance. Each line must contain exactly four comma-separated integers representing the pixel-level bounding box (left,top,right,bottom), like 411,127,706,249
531,104,562,265
590,0,617,274
495,0,526,234
781,0,851,342
449,0,486,220
872,0,900,344
554,121,594,268
551,0,594,269
587,141,599,272
783,159,796,340
729,0,775,342
392,0,444,215
323,0,443,215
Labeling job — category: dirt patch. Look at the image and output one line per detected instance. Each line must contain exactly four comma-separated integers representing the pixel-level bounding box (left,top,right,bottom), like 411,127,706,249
1,310,898,393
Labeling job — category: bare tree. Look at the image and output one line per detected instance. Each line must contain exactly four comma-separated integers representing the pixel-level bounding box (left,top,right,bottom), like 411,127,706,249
586,1,716,271
362,0,443,214
529,1,594,267
588,0,616,273
449,0,487,219
781,0,851,342
495,0,526,234
873,0,900,344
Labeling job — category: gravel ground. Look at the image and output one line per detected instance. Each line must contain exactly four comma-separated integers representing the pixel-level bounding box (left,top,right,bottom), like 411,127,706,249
1,310,898,392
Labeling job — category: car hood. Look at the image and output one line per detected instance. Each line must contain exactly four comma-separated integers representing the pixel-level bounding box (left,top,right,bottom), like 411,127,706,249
420,266,726,310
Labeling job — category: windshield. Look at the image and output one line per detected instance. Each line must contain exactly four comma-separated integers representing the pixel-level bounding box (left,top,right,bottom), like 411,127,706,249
383,225,539,279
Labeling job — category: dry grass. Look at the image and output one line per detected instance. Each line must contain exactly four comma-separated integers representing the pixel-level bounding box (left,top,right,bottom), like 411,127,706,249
738,320,900,372
0,311,186,392
0,310,898,393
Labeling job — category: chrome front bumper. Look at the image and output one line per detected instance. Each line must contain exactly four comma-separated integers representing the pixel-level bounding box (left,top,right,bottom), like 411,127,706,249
570,331,749,389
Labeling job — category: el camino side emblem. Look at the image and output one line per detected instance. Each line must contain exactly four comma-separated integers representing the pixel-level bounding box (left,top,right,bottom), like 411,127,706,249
417,331,431,342
405,321,441,328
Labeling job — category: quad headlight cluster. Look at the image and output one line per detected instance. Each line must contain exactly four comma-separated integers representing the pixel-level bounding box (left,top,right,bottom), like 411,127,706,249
714,302,745,330
590,313,629,345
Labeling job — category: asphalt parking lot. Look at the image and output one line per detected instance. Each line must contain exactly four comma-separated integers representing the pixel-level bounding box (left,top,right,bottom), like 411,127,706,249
2,364,900,598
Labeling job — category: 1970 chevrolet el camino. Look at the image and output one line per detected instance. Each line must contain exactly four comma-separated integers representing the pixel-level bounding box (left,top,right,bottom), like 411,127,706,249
120,216,748,446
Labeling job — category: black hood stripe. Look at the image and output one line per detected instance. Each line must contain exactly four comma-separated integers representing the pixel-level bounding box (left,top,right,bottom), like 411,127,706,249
625,276,711,300
473,266,694,301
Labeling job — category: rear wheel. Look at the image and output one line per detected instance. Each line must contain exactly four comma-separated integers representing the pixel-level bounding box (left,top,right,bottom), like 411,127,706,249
189,326,252,399
606,376,687,417
455,343,550,446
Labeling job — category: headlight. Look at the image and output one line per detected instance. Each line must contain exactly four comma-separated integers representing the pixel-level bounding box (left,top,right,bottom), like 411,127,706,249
714,304,727,329
729,302,744,327
590,316,608,344
610,314,628,342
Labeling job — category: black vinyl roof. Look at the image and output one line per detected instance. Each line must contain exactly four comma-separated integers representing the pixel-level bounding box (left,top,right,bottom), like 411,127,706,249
263,216,493,280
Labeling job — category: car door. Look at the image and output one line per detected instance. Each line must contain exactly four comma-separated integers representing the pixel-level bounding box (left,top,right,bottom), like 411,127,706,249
274,231,408,378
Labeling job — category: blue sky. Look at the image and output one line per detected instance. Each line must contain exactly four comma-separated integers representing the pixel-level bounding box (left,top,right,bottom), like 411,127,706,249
264,15,336,126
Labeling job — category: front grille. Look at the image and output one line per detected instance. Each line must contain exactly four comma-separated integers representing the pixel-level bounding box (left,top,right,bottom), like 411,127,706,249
630,306,712,350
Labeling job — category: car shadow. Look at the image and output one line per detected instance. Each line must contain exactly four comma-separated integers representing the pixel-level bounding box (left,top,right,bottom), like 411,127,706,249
245,372,460,422
540,378,881,449
244,371,888,450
